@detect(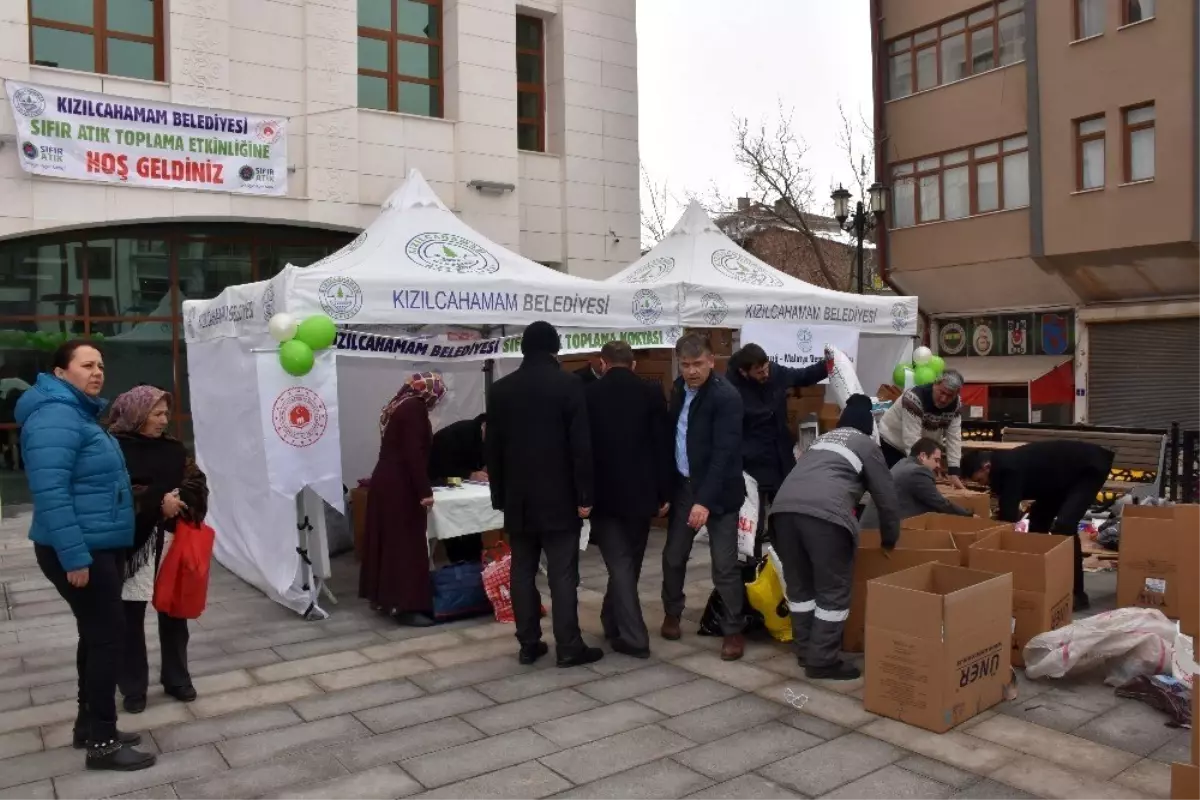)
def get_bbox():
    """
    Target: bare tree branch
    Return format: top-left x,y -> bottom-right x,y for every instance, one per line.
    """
640,164 -> 672,248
